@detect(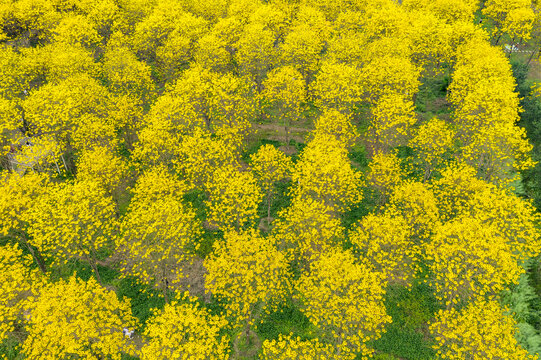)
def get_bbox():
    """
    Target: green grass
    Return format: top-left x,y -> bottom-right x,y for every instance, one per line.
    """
182,188 -> 225,258
0,336 -> 23,360
341,189 -> 376,231
348,142 -> 369,170
114,276 -> 166,327
116,185 -> 135,217
369,281 -> 440,360
255,179 -> 294,231
371,326 -> 435,360
47,257 -> 120,284
195,228 -> 224,258
183,188 -> 208,219
414,73 -> 451,121
256,300 -> 319,342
